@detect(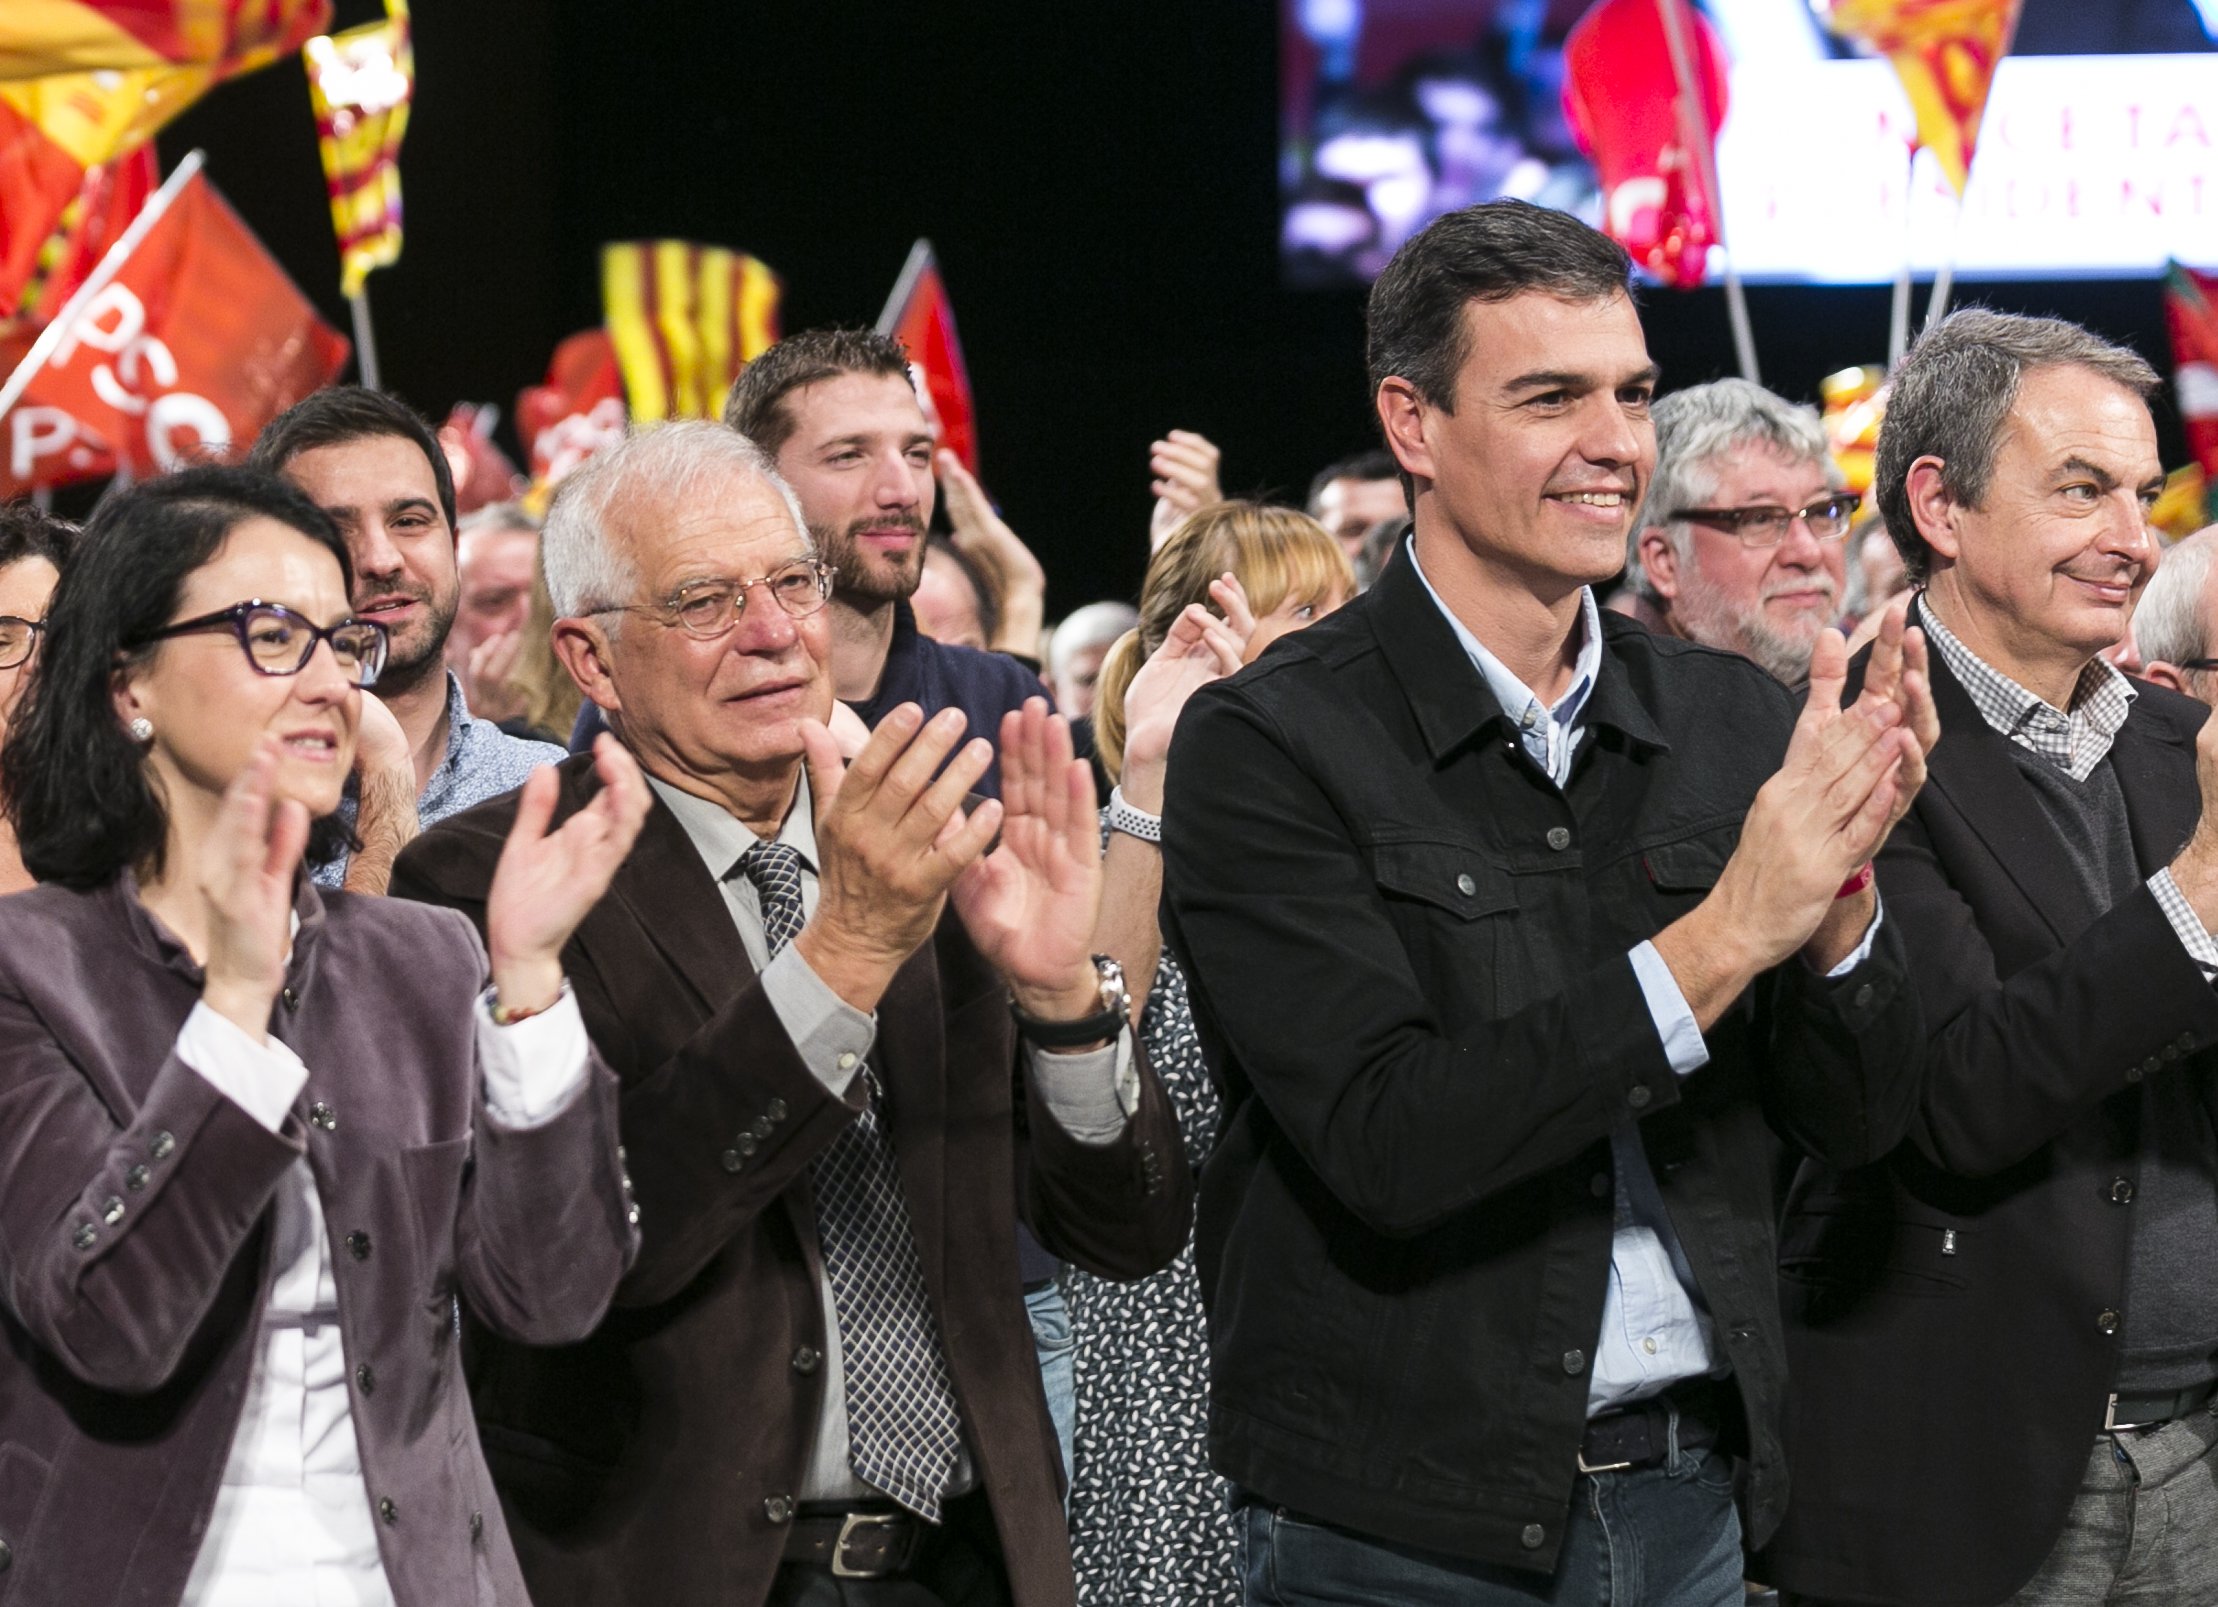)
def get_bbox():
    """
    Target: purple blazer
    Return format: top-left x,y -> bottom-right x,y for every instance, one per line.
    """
0,874 -> 638,1606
